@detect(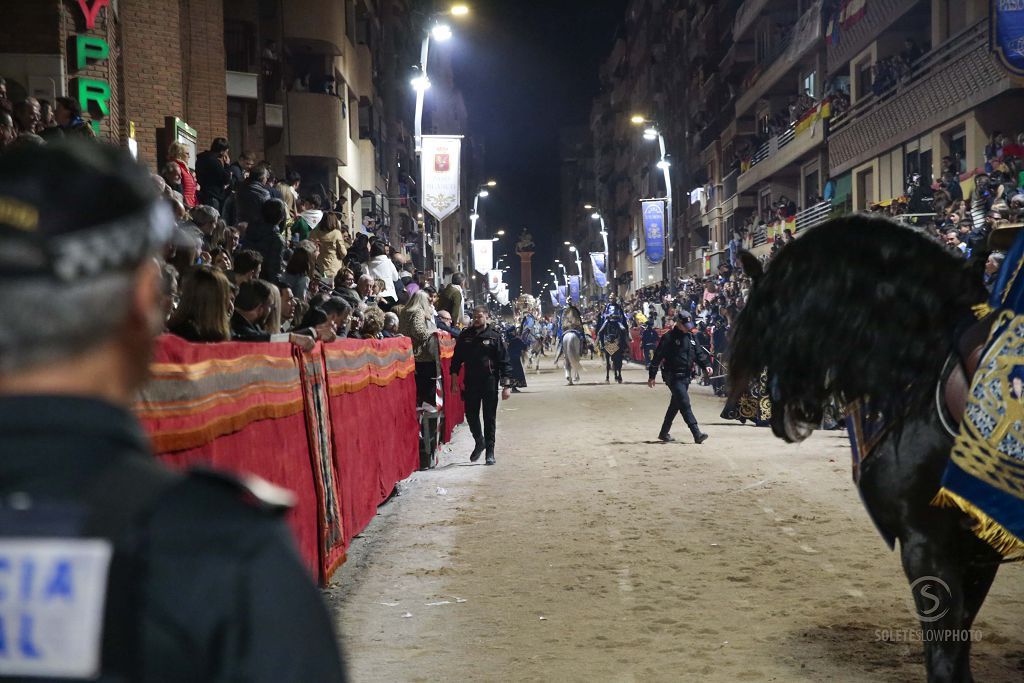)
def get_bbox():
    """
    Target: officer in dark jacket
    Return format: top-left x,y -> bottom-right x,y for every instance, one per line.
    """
648,310 -> 712,444
450,305 -> 513,465
0,141 -> 346,681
